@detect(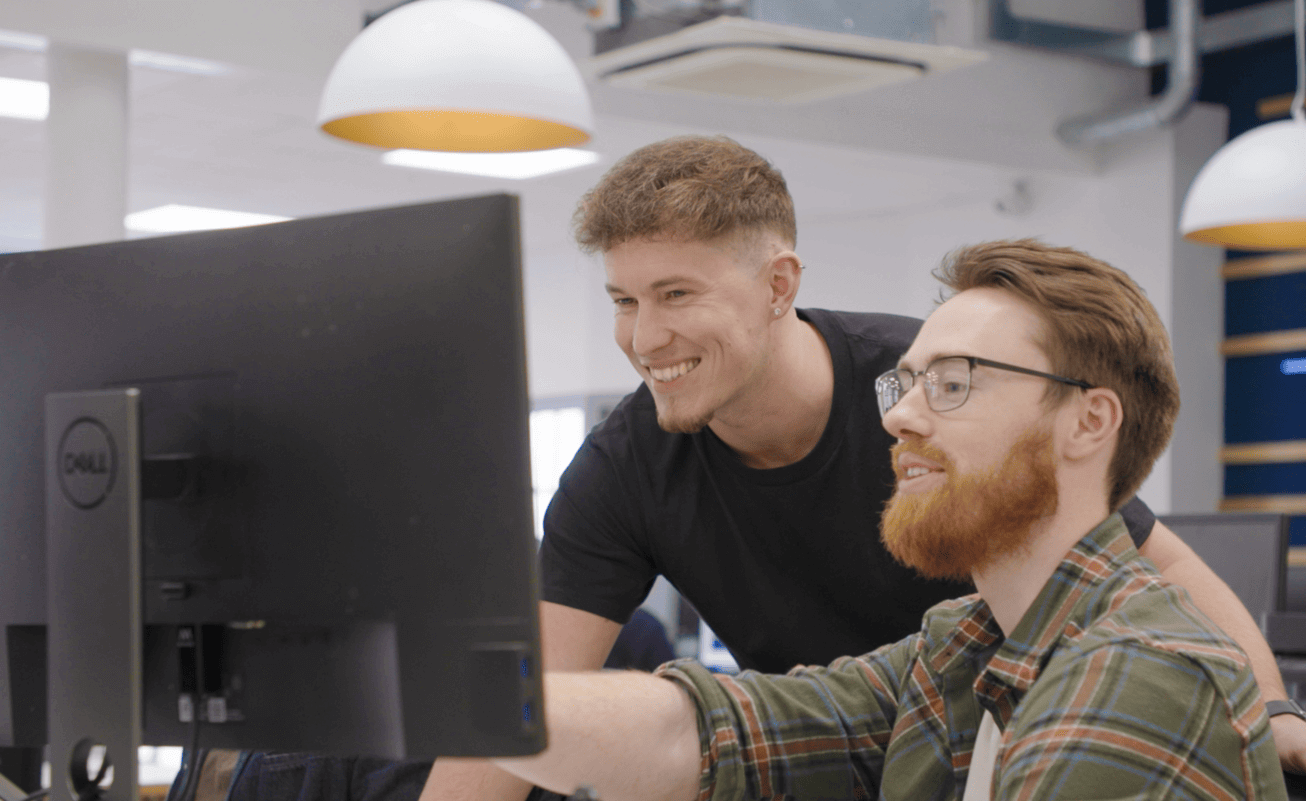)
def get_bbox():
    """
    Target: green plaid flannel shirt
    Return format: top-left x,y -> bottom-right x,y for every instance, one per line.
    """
658,514 -> 1287,800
